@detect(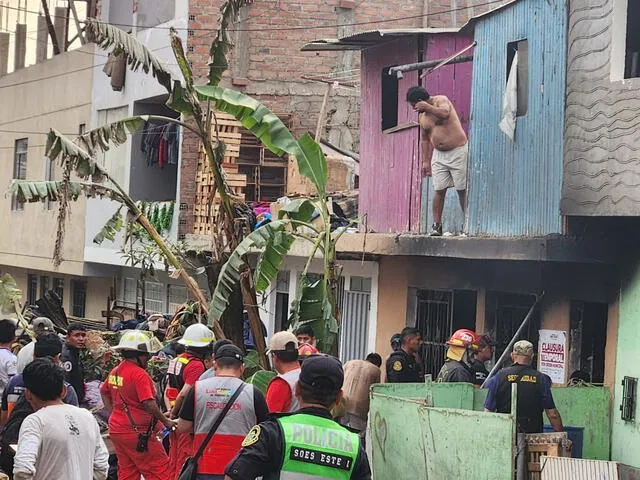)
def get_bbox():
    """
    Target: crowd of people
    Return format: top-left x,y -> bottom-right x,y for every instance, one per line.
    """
384,326 -> 564,435
0,312 -> 567,480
